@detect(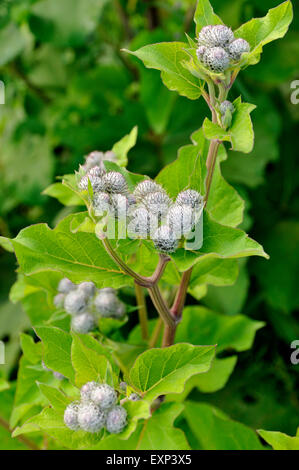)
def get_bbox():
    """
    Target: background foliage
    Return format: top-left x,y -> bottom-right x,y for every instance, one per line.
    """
0,0 -> 298,450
